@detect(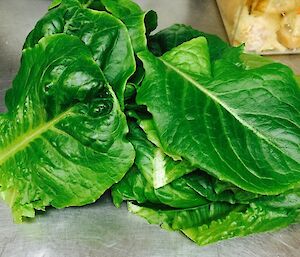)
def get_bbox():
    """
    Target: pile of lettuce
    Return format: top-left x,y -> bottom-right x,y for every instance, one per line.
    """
0,0 -> 300,246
